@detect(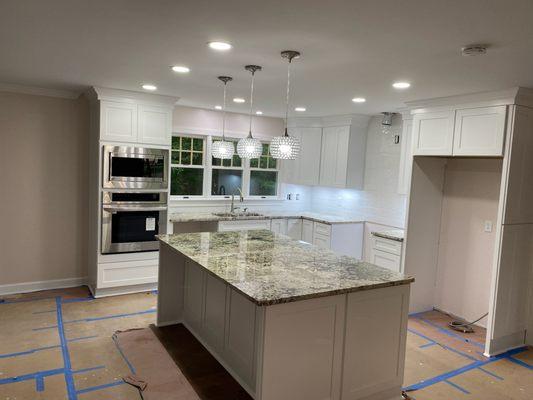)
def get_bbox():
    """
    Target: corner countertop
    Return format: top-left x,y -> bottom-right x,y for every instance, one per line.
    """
371,229 -> 405,242
169,211 -> 365,225
157,230 -> 414,306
